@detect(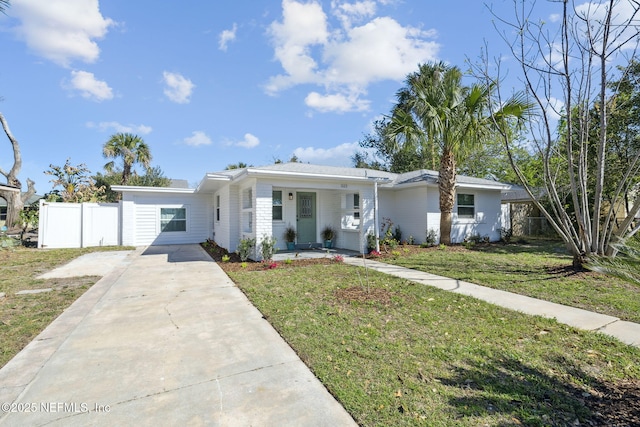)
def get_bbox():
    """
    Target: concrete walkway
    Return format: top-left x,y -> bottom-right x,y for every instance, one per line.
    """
343,257 -> 640,348
0,245 -> 356,427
